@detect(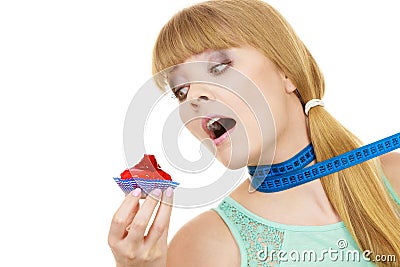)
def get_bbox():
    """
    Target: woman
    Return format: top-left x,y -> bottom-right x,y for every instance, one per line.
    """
108,1 -> 400,266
